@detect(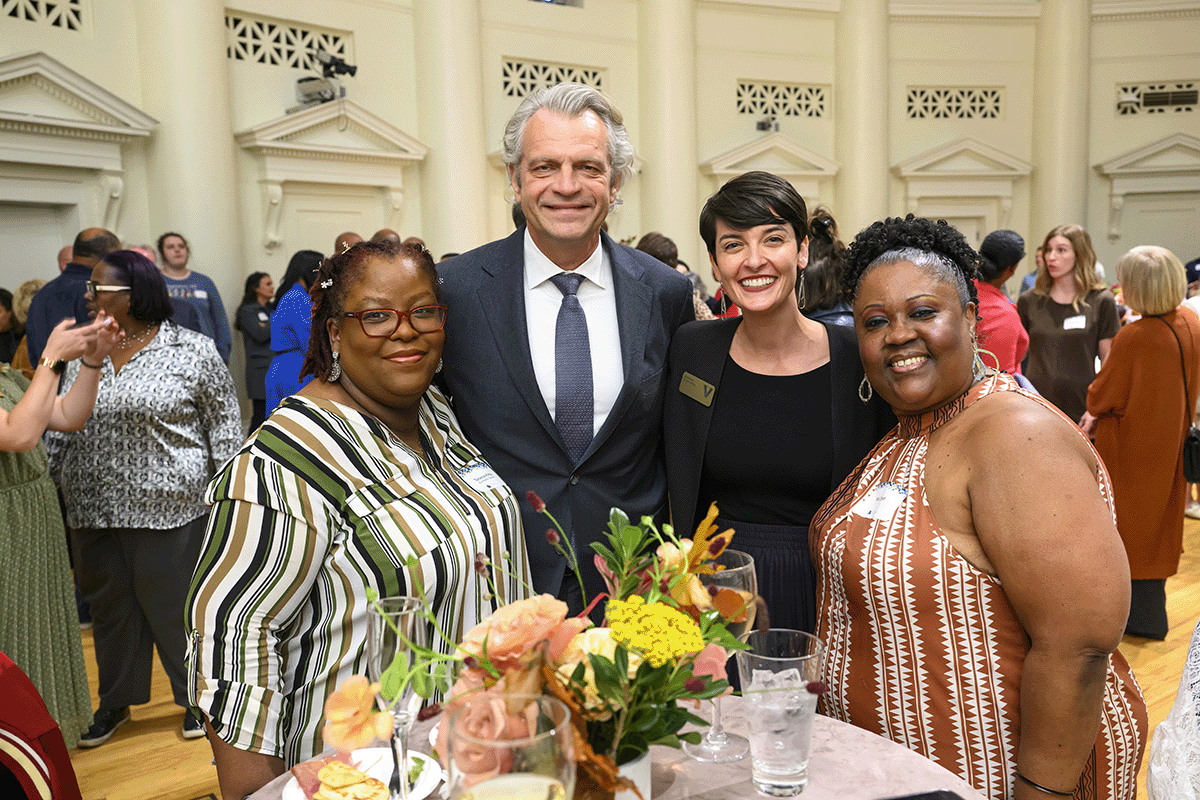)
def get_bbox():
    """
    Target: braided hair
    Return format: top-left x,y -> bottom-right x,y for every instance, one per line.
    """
300,239 -> 439,381
843,215 -> 980,311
